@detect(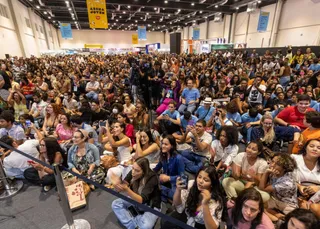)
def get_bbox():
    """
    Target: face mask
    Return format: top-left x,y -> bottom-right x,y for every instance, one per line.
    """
205,73 -> 210,77
112,108 -> 118,114
64,96 -> 68,100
